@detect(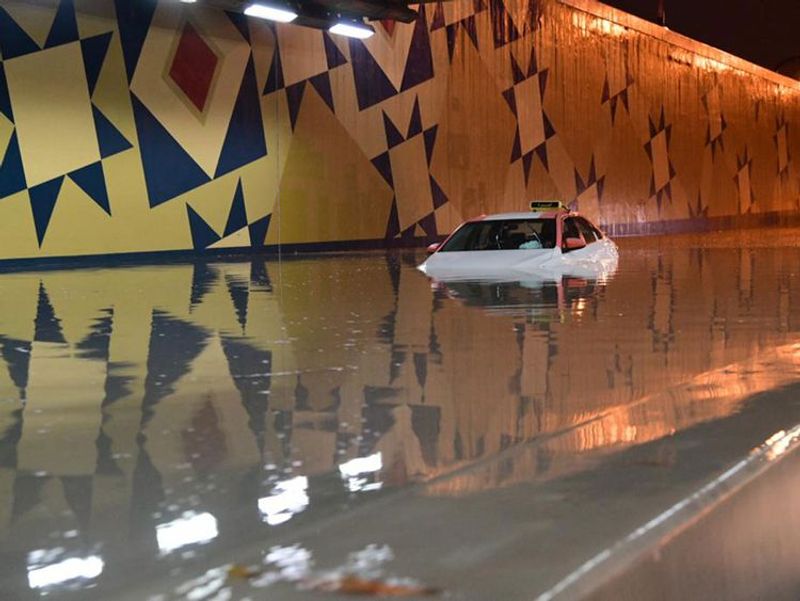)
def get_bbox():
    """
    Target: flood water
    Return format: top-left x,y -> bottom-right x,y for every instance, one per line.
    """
3,233 -> 800,599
